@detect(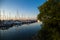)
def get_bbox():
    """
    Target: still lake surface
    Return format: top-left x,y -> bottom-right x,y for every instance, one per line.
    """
0,22 -> 41,40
